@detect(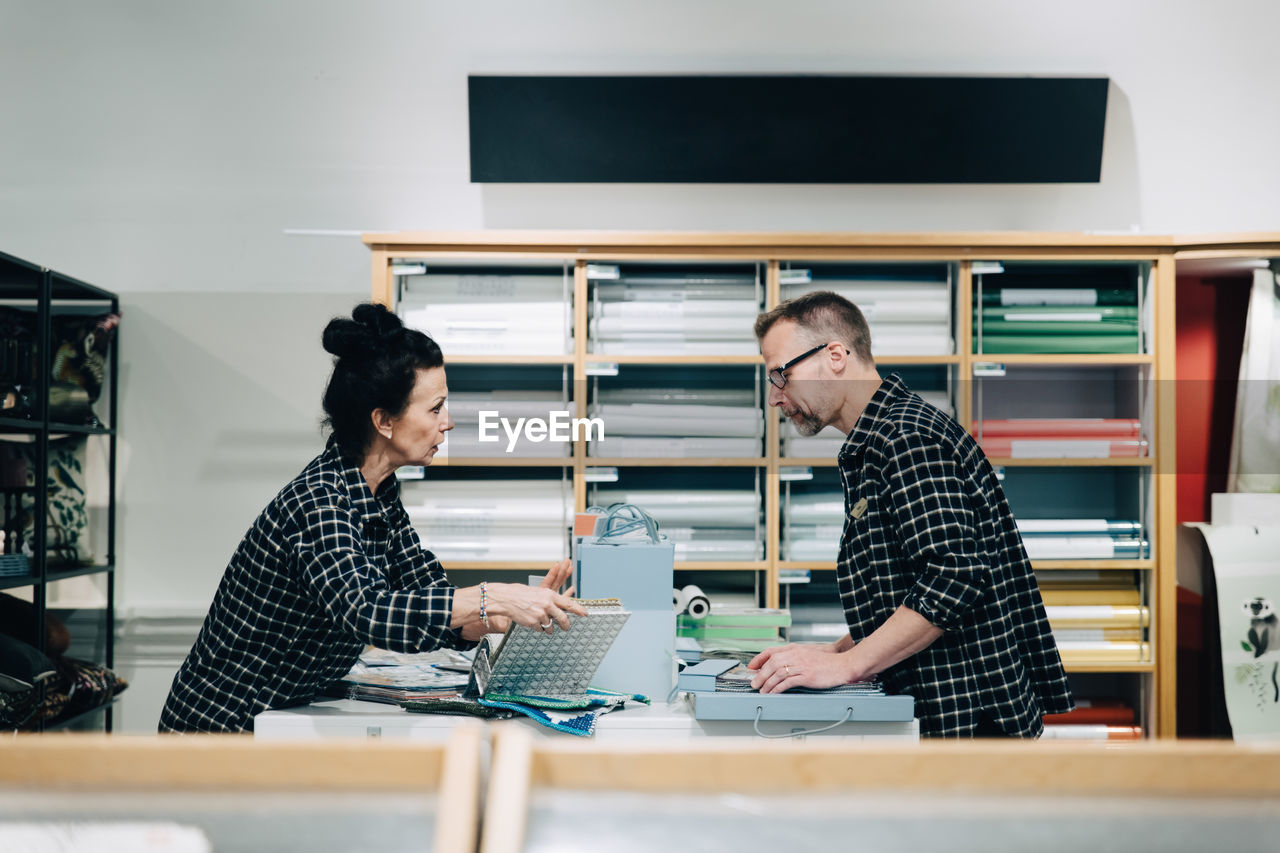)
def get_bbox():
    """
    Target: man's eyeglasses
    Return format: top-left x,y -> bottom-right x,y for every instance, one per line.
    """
767,344 -> 827,390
